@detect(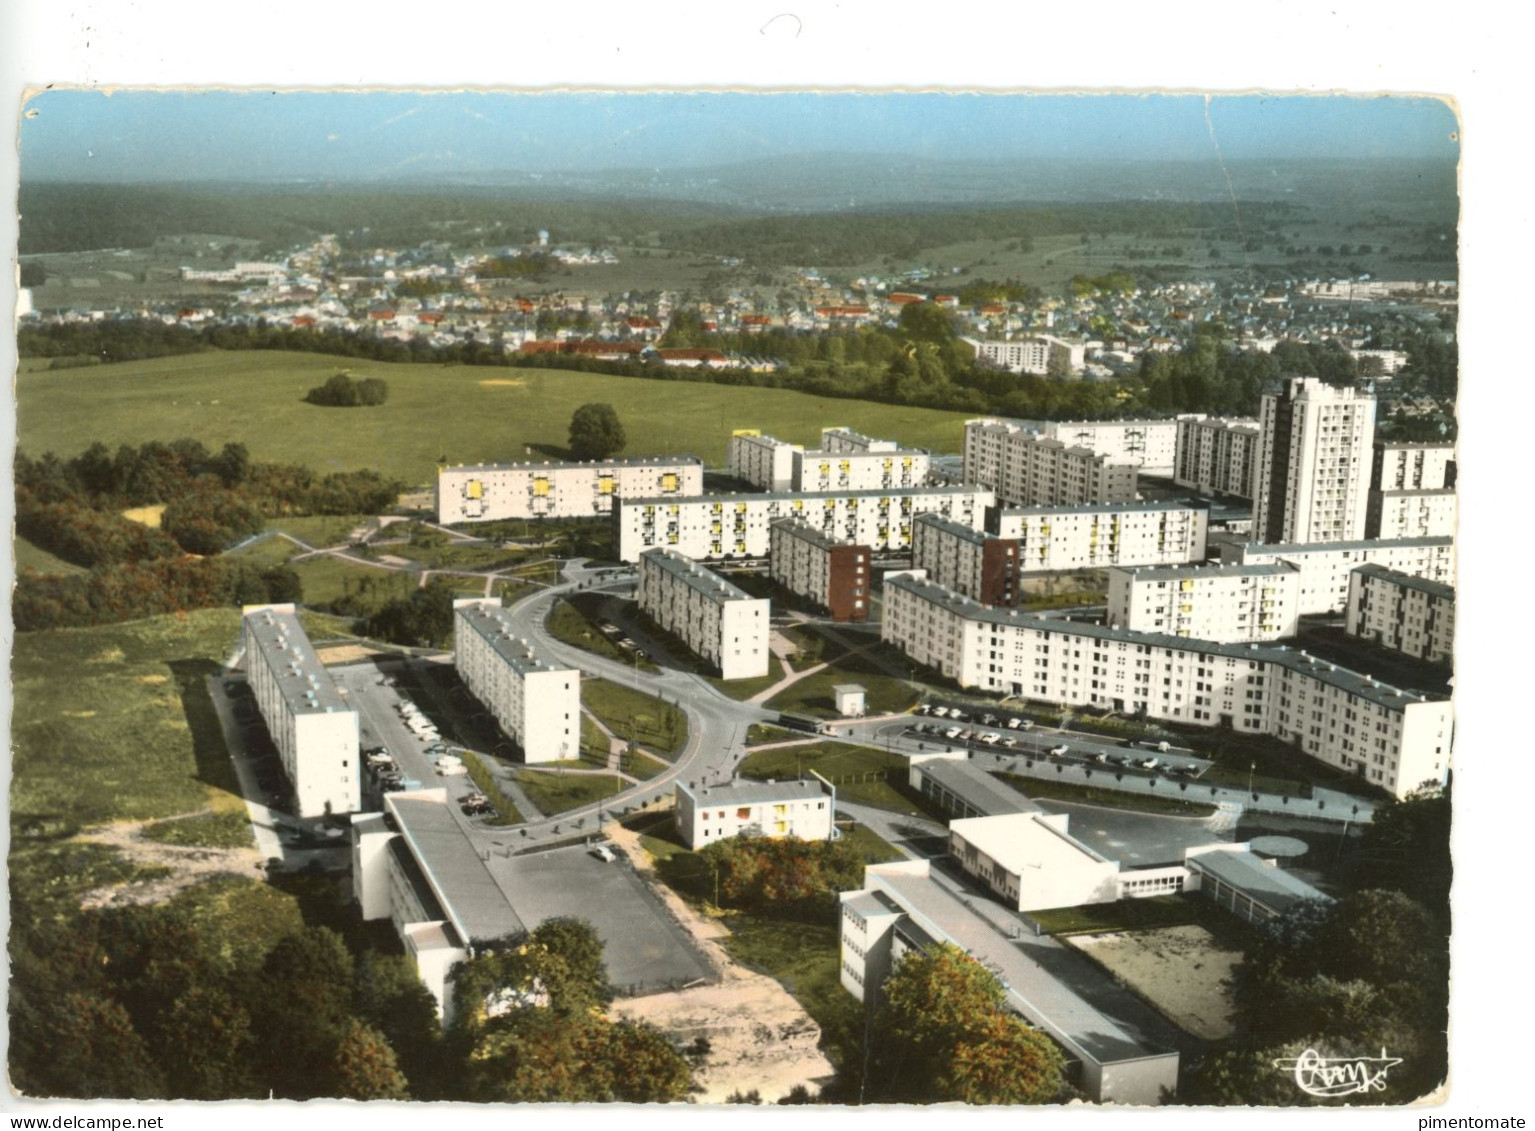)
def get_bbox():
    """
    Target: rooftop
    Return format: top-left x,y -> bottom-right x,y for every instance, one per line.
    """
641,549 -> 759,604
623,484 -> 991,509
998,499 -> 1209,517
1239,535 -> 1453,556
1353,563 -> 1456,602
1111,561 -> 1299,582
440,455 -> 702,474
769,516 -> 868,552
455,601 -> 577,677
914,511 -> 995,546
682,778 -> 830,806
387,792 -> 527,945
913,756 -> 1040,817
1186,845 -> 1331,915
242,604 -> 352,716
950,812 -> 1113,872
